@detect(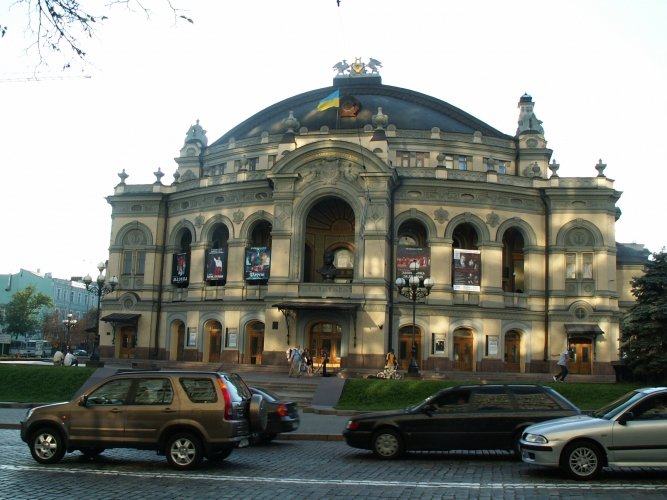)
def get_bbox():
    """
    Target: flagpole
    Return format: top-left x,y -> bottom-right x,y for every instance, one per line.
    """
336,88 -> 340,131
